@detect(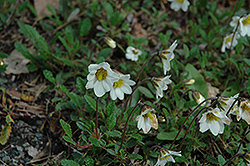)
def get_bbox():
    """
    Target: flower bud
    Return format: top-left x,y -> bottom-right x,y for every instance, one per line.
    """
184,79 -> 195,85
192,91 -> 206,106
105,37 -> 116,48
